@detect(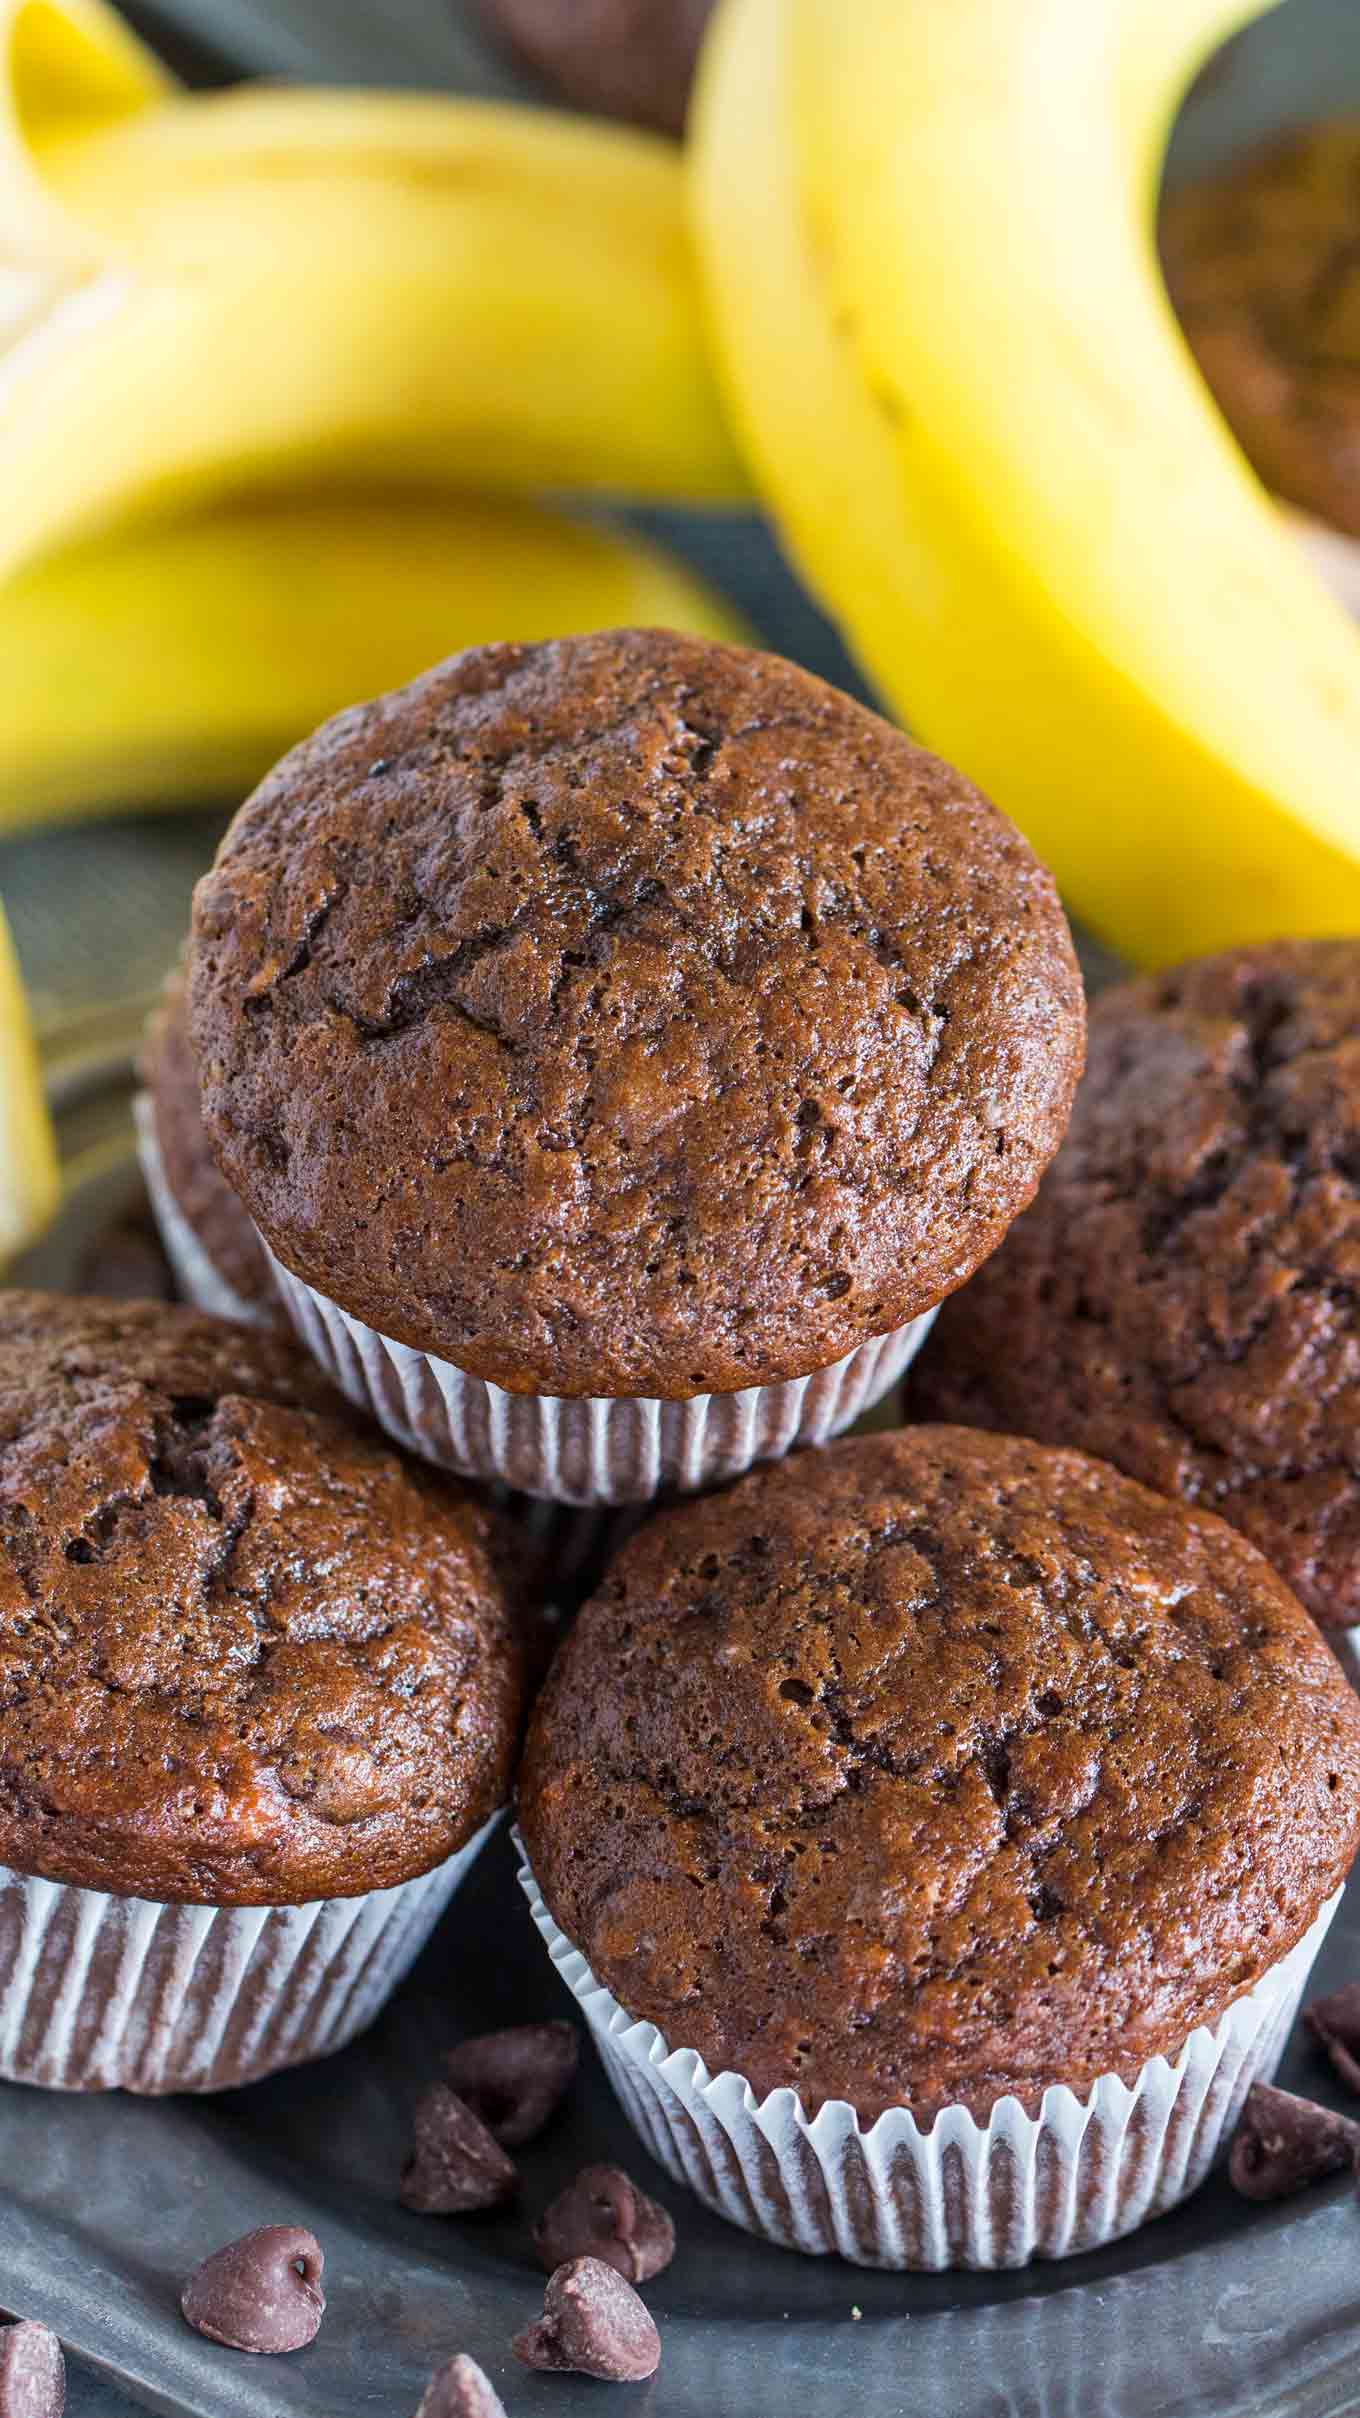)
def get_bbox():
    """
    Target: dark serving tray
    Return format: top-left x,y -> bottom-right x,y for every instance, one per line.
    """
3,4 -> 1360,2410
